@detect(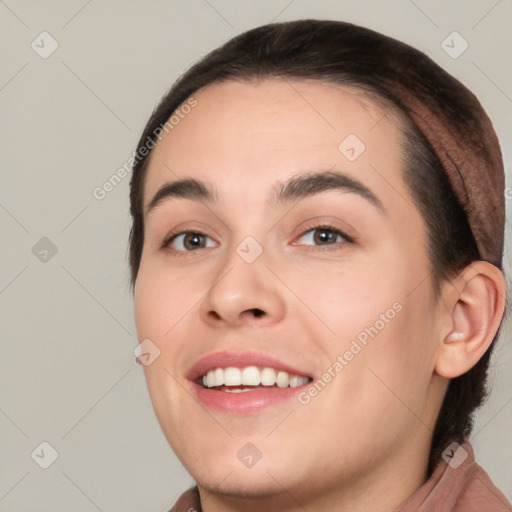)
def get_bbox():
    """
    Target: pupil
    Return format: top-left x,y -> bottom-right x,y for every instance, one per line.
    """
315,229 -> 334,244
186,233 -> 203,249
